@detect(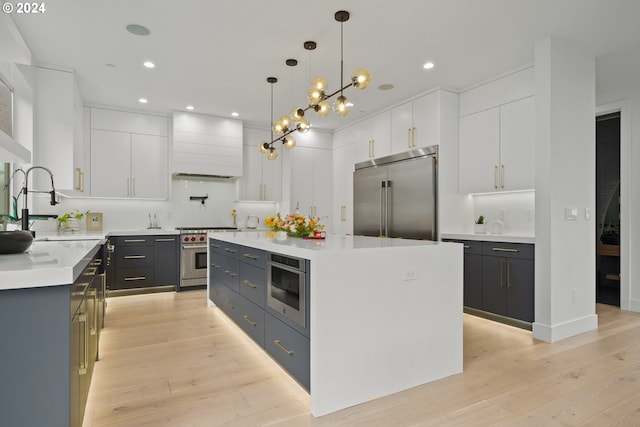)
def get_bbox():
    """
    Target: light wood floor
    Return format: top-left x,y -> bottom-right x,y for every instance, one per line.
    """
83,290 -> 640,427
